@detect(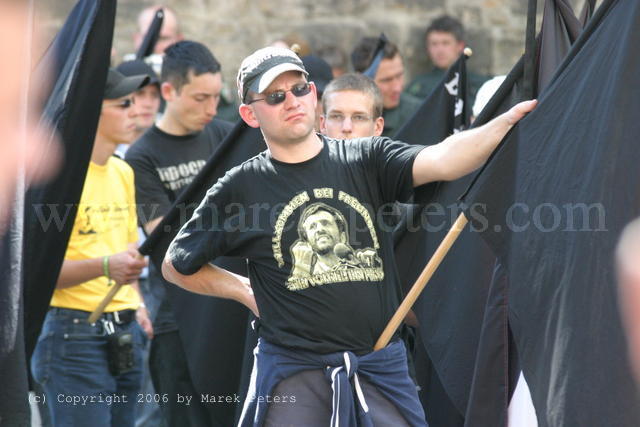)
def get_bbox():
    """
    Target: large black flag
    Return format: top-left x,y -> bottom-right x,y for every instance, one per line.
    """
393,0 -> 595,424
461,0 -> 640,424
0,0 -> 114,424
23,0 -> 115,364
463,1 -> 594,425
139,121 -> 265,424
392,52 -> 498,426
